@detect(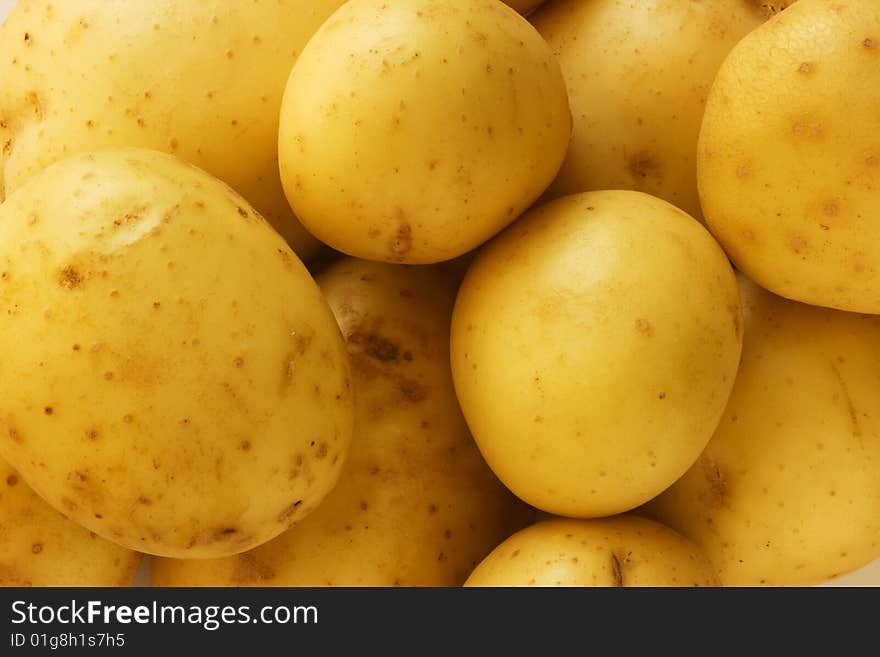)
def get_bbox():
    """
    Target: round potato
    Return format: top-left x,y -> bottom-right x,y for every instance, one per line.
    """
464,516 -> 719,587
643,275 -> 880,586
697,0 -> 880,312
0,458 -> 141,586
278,0 -> 571,264
153,258 -> 533,586
0,148 -> 354,558
532,0 -> 771,220
0,0 -> 349,260
450,191 -> 742,518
